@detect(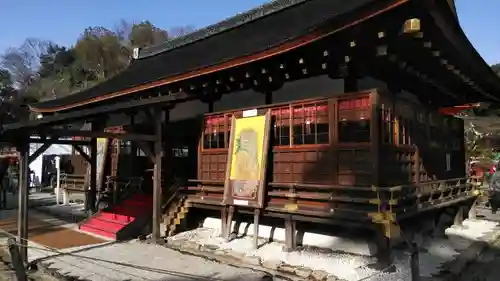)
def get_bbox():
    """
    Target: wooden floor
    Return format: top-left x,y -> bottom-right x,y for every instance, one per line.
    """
0,214 -> 105,249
